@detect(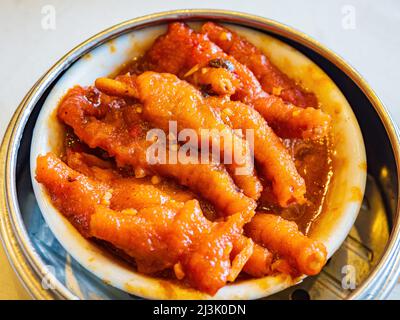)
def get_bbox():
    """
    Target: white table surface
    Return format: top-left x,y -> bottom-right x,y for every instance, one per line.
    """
0,0 -> 399,299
